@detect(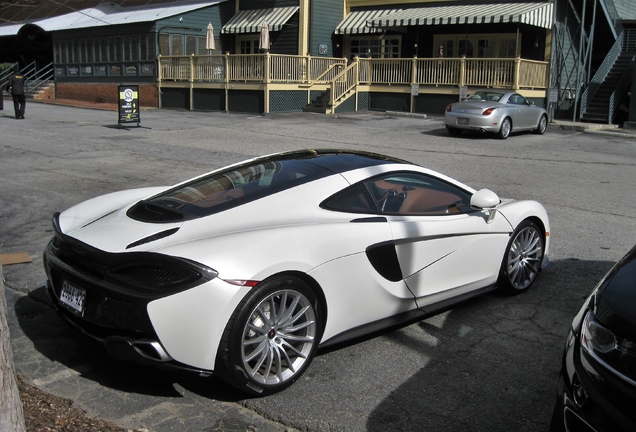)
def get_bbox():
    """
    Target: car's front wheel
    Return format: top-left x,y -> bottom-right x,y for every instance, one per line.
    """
216,275 -> 322,395
496,117 -> 512,139
498,220 -> 544,294
534,114 -> 548,135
